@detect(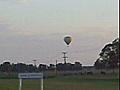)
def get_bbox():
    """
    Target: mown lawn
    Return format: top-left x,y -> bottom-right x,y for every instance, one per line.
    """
0,74 -> 119,90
